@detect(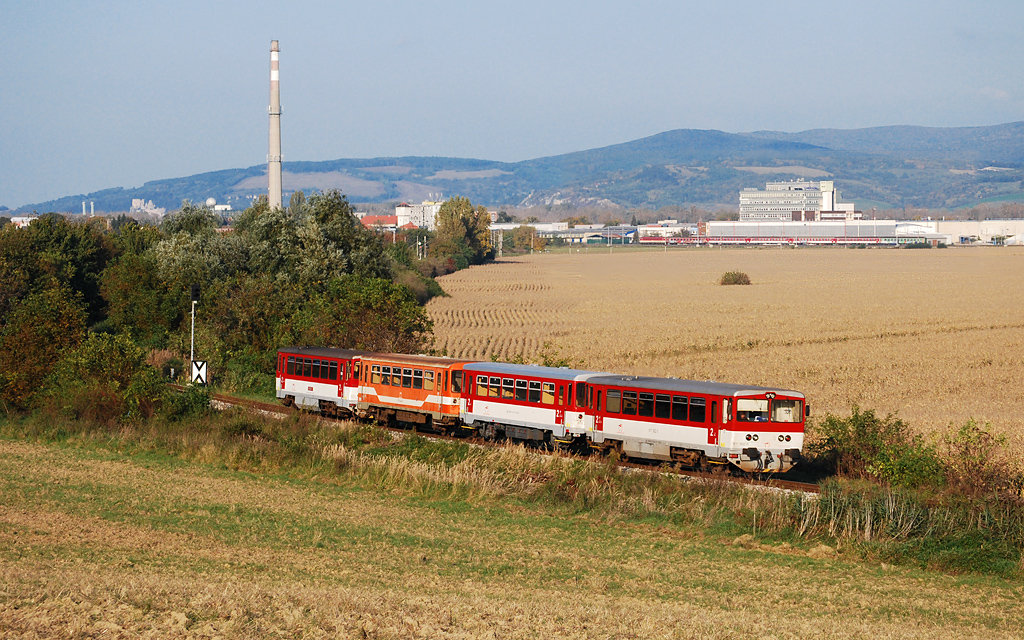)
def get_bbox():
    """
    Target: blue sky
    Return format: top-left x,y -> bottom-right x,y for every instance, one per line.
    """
2,0 -> 1022,208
